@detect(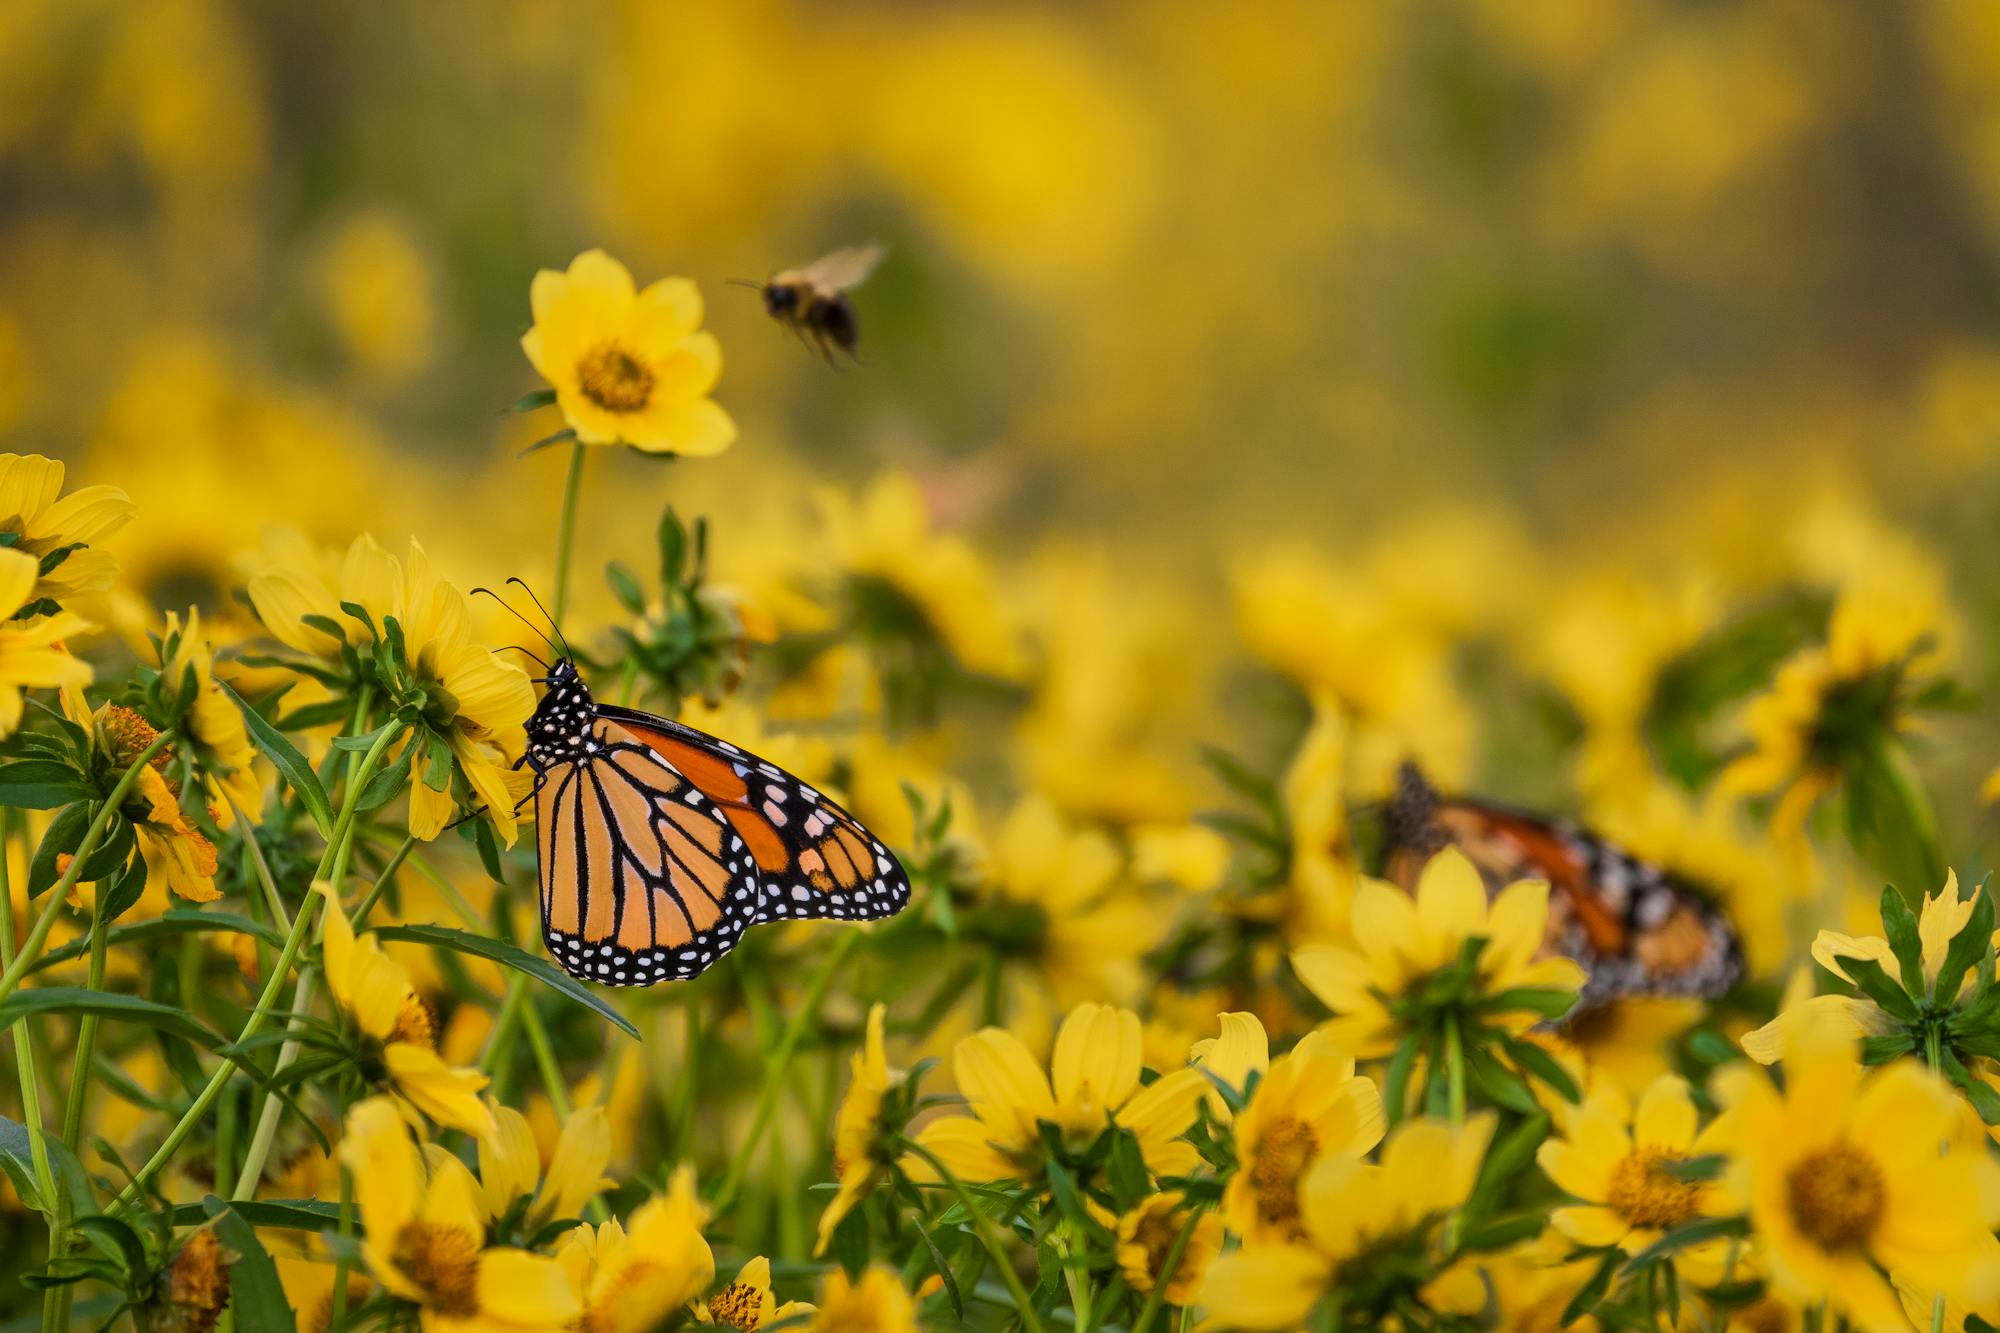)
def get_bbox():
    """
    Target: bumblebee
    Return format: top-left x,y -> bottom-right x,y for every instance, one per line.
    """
750,243 -> 885,363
